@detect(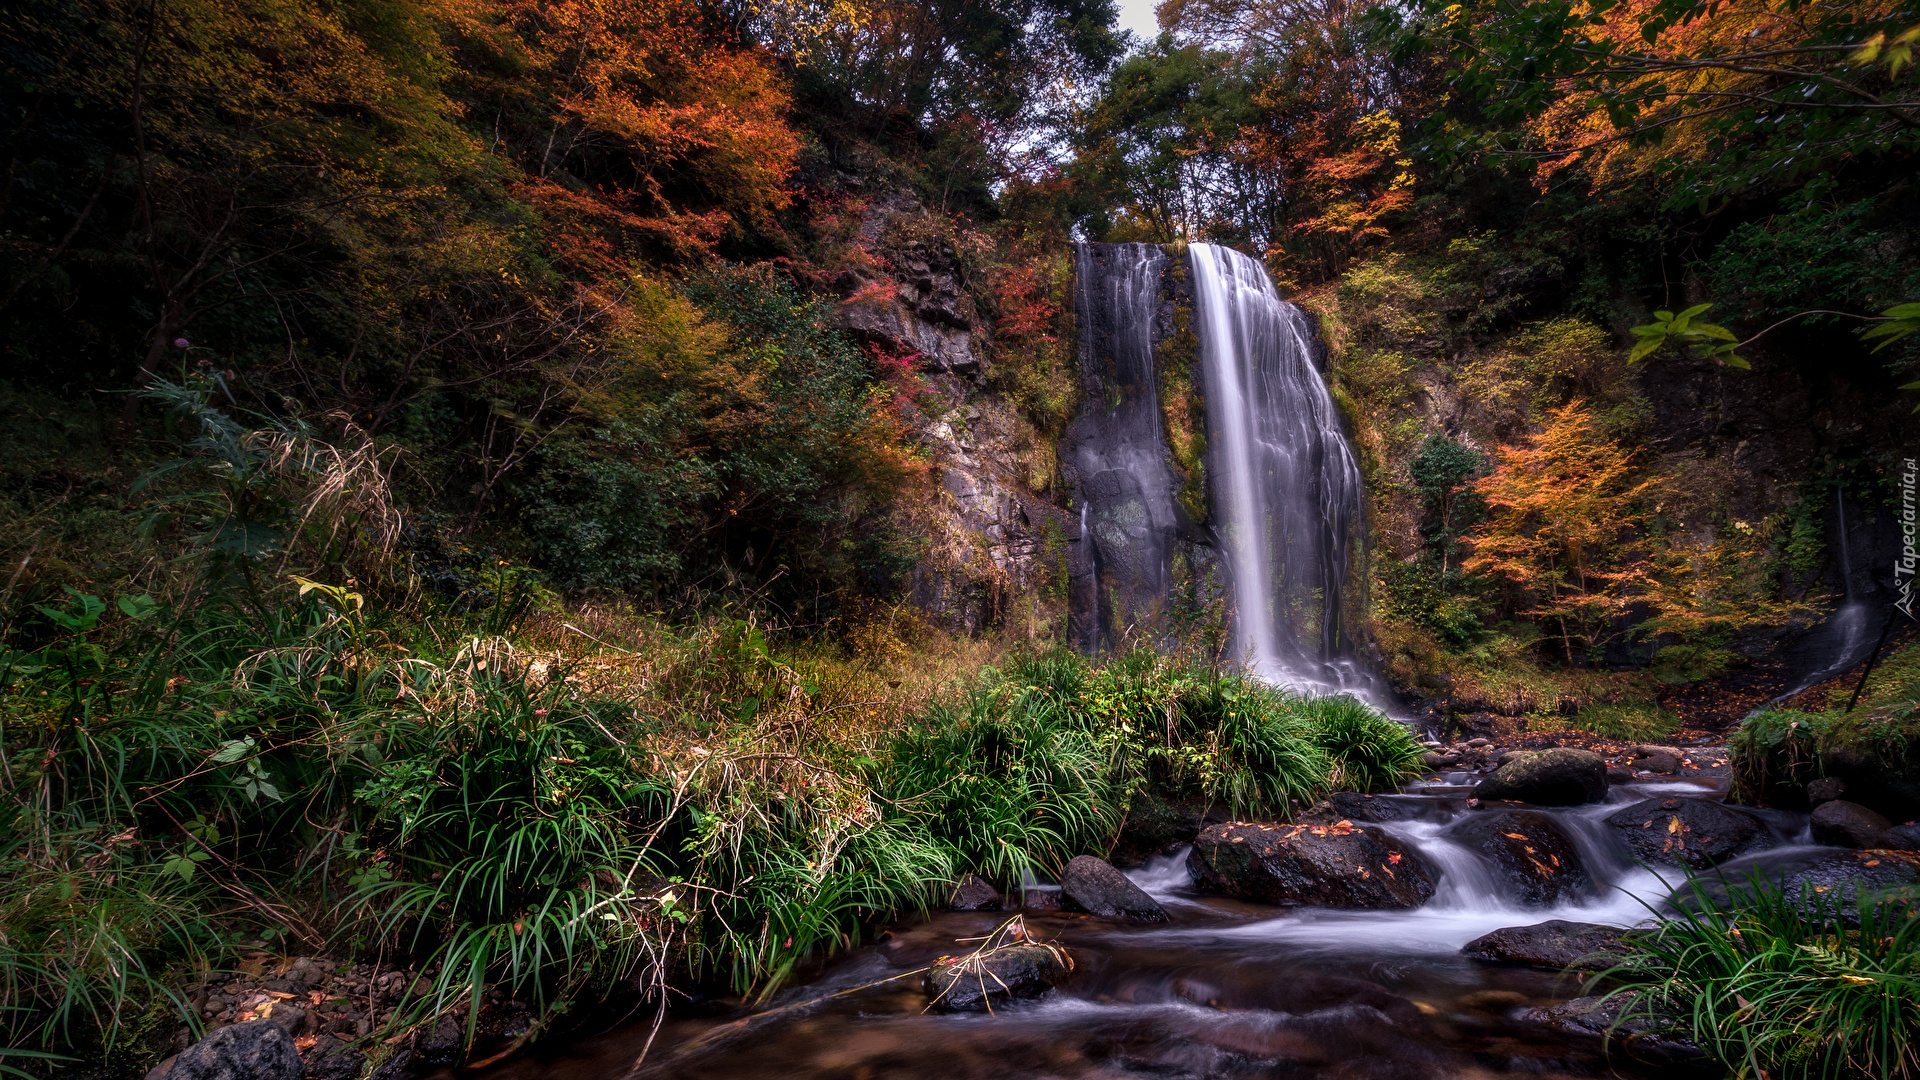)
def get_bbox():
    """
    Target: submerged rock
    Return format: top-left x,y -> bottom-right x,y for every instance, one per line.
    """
1060,855 -> 1168,921
922,943 -> 1071,1012
1450,810 -> 1593,906
949,873 -> 1002,911
1186,821 -> 1437,909
1519,994 -> 1702,1063
1329,791 -> 1420,823
1811,800 -> 1892,849
1473,748 -> 1607,806
1603,796 -> 1766,869
168,1020 -> 303,1080
1462,920 -> 1633,972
